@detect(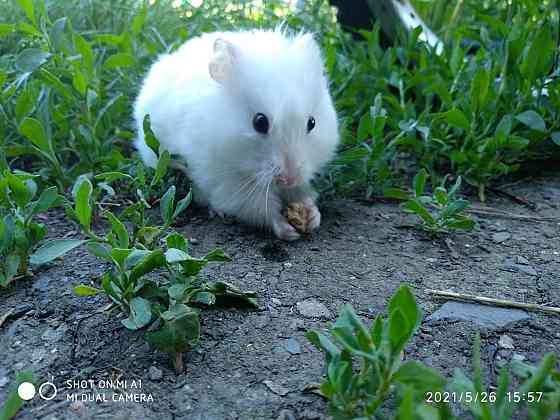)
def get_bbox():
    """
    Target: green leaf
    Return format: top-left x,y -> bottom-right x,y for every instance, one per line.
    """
173,190 -> 192,219
75,178 -> 93,230
495,114 -> 513,137
207,281 -> 259,309
404,199 -> 436,226
143,115 -> 160,156
168,284 -> 188,302
166,232 -> 187,253
357,112 -> 373,141
27,186 -> 58,218
15,48 -> 50,73
136,227 -> 161,246
383,188 -> 410,200
515,111 -> 546,132
165,248 -> 189,263
448,176 -> 463,198
521,24 -> 554,80
160,185 -> 176,225
441,199 -> 470,219
124,249 -> 151,270
180,258 -> 207,277
30,239 -> 86,265
398,386 -> 415,420
2,253 -> 21,286
433,187 -> 448,206
49,17 -> 72,53
73,284 -> 102,296
94,172 -> 134,183
470,68 -> 489,112
17,0 -> 36,25
110,248 -> 134,269
152,150 -> 170,186
87,242 -> 112,261
104,53 -> 136,69
204,249 -> 231,262
0,23 -> 15,37
191,291 -> 216,306
445,218 -> 476,231
105,212 -> 129,249
393,361 -> 446,390
6,174 -> 33,208
388,308 -> 410,354
444,109 -> 470,131
73,33 -> 94,76
72,70 -> 87,96
413,169 -> 428,198
145,304 -> 200,354
19,118 -> 49,152
122,297 -> 152,330
131,3 -> 148,34
129,250 -> 166,283
551,132 -> 560,146
371,315 -> 383,346
389,285 -> 421,334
